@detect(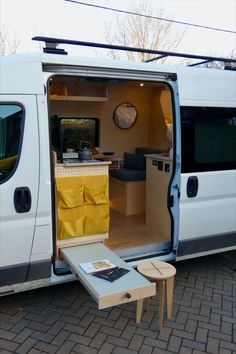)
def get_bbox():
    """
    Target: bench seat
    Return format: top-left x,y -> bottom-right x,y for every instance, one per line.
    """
109,168 -> 146,181
109,176 -> 146,215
